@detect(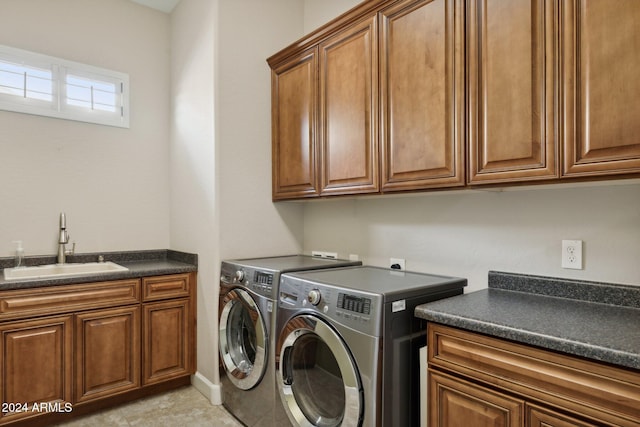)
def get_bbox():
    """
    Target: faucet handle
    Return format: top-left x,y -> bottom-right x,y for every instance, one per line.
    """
65,242 -> 76,256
